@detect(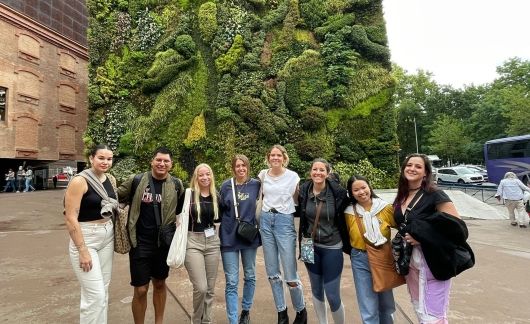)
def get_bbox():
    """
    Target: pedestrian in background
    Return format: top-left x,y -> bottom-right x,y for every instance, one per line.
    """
219,155 -> 261,324
258,144 -> 307,324
16,165 -> 25,192
24,166 -> 36,192
3,168 -> 16,192
64,144 -> 117,324
495,171 -> 530,228
298,158 -> 349,324
185,163 -> 221,324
